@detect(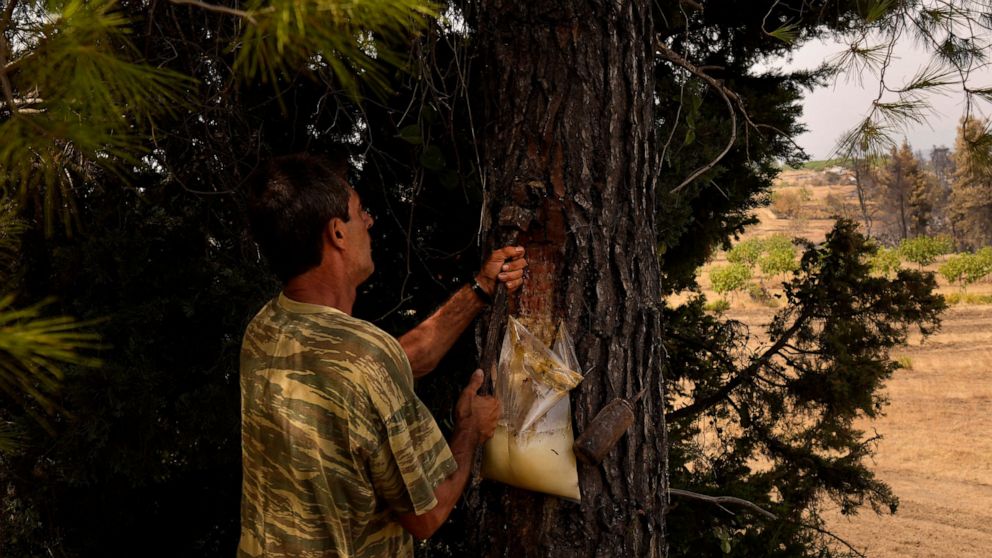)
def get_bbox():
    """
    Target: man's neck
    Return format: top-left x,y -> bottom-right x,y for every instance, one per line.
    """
283,267 -> 357,315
